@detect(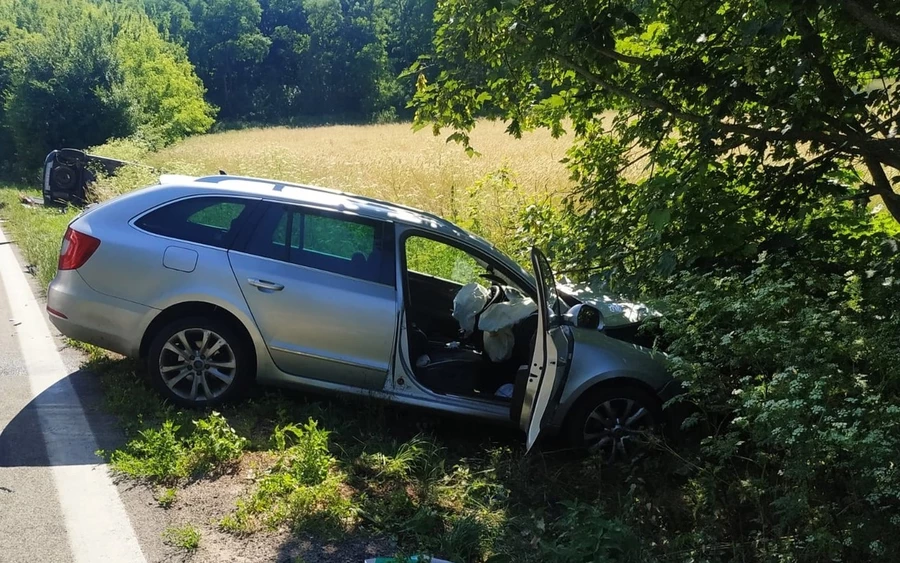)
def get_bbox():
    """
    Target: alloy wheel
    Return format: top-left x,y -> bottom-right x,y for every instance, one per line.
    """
582,398 -> 655,463
158,328 -> 237,402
